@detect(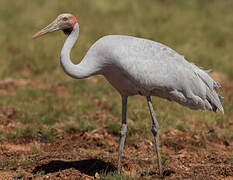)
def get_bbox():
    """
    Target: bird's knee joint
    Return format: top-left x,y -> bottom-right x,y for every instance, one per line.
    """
151,126 -> 159,136
120,124 -> 127,137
